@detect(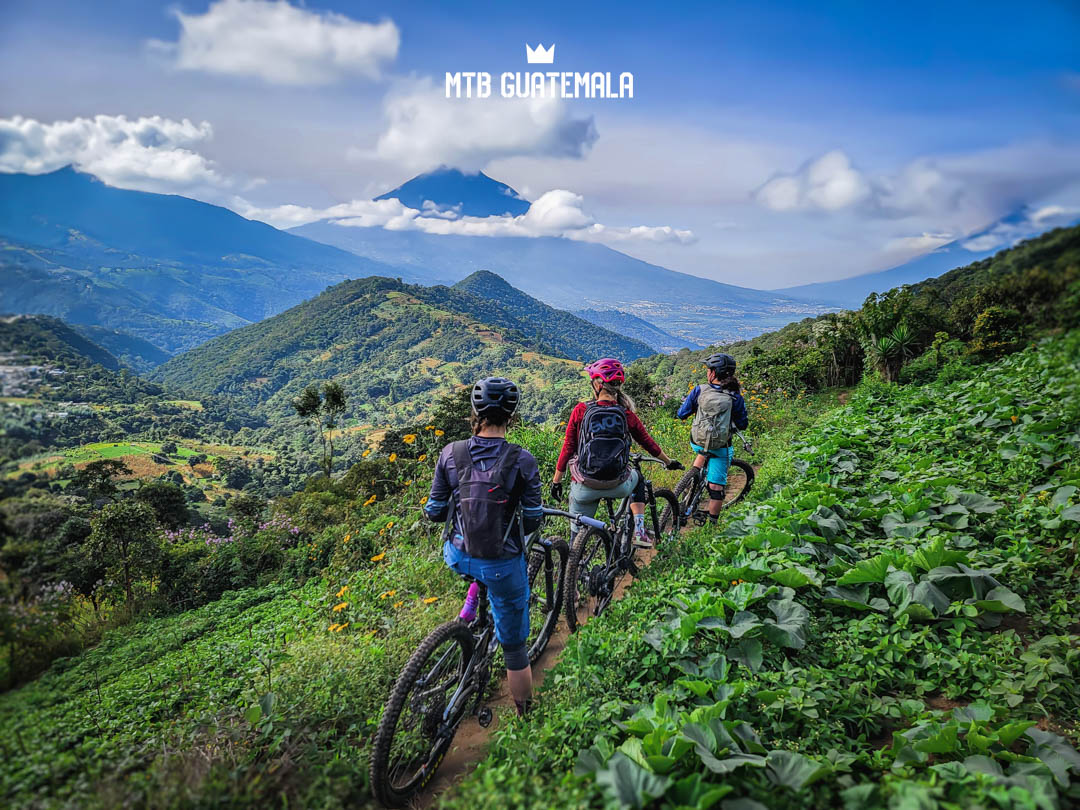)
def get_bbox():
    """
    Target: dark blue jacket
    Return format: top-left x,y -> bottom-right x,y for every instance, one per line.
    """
677,384 -> 749,431
424,436 -> 543,558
